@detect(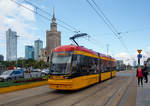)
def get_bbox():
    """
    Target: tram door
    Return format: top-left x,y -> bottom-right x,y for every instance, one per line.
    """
98,53 -> 101,82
